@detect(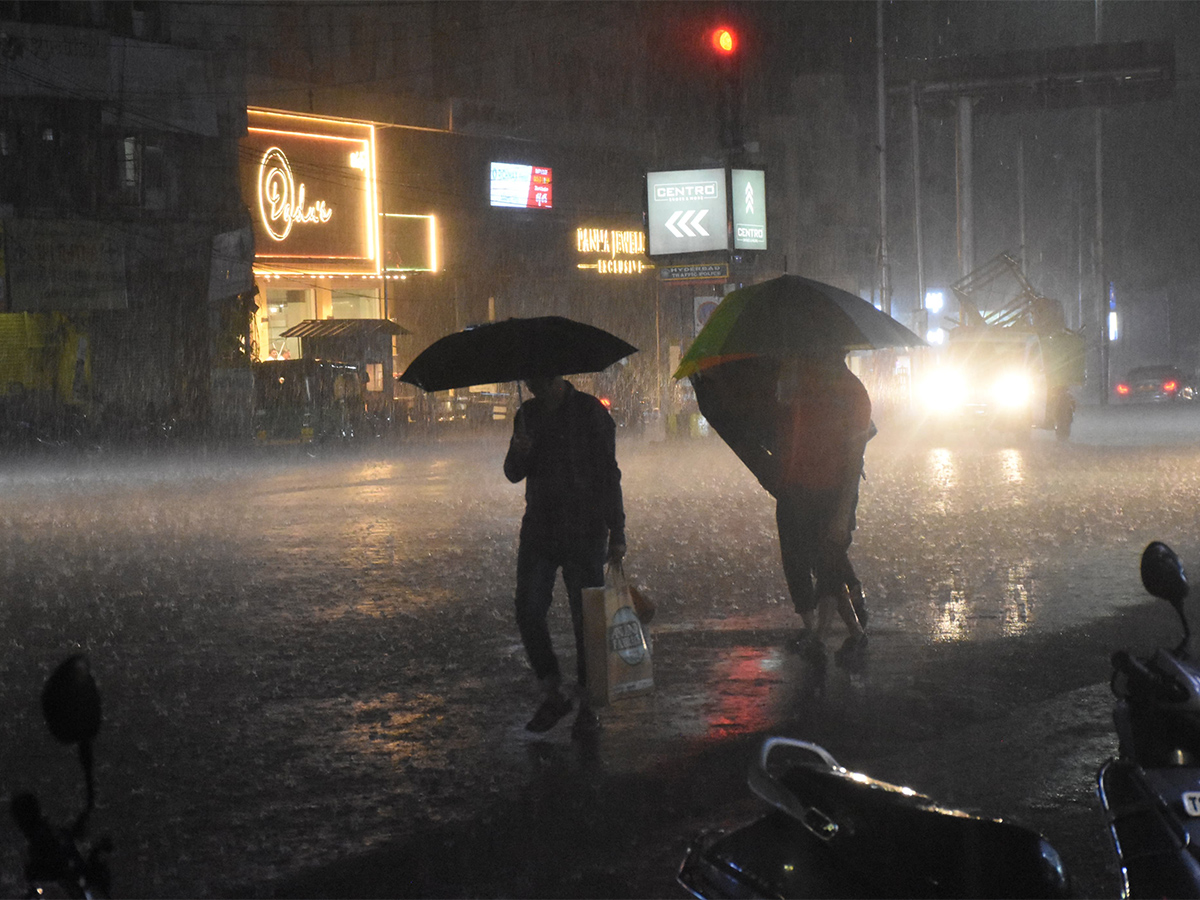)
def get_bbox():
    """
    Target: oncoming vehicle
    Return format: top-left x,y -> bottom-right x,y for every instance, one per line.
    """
918,327 -> 1048,433
917,253 -> 1084,439
1114,365 -> 1197,403
252,359 -> 368,445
